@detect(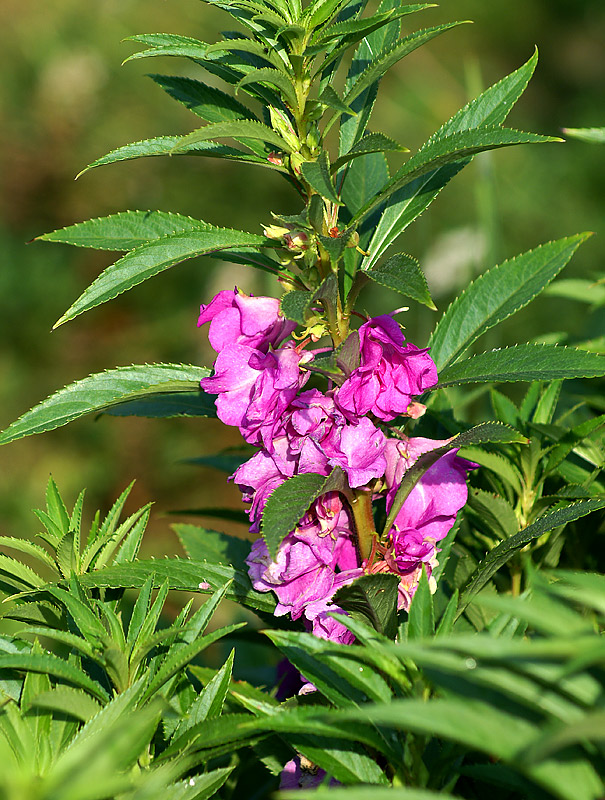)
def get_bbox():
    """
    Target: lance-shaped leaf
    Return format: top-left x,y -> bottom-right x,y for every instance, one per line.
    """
332,132 -> 408,171
428,234 -> 591,371
236,67 -> 299,109
365,252 -> 436,309
0,364 -> 211,445
36,211 -> 215,252
333,573 -> 400,638
437,345 -> 605,388
353,126 -> 560,224
382,423 -> 527,537
122,33 -> 211,63
149,73 -> 258,122
261,468 -> 349,559
80,559 -> 277,614
76,136 -> 270,178
361,49 -> 539,268
0,652 -> 109,702
300,152 -> 343,205
54,226 -> 269,327
205,37 -> 284,69
459,498 -> 605,611
562,126 -> 605,144
172,119 -> 292,154
317,85 -> 357,116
